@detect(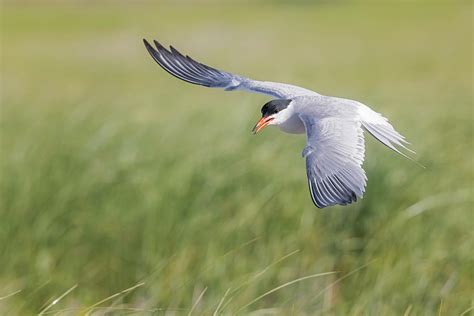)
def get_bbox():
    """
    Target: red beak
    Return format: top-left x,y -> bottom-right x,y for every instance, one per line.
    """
252,116 -> 274,134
